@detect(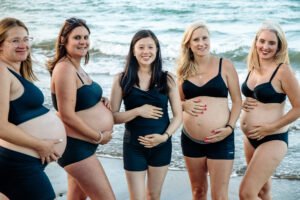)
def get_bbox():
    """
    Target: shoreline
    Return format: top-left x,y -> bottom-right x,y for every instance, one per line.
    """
46,157 -> 300,200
